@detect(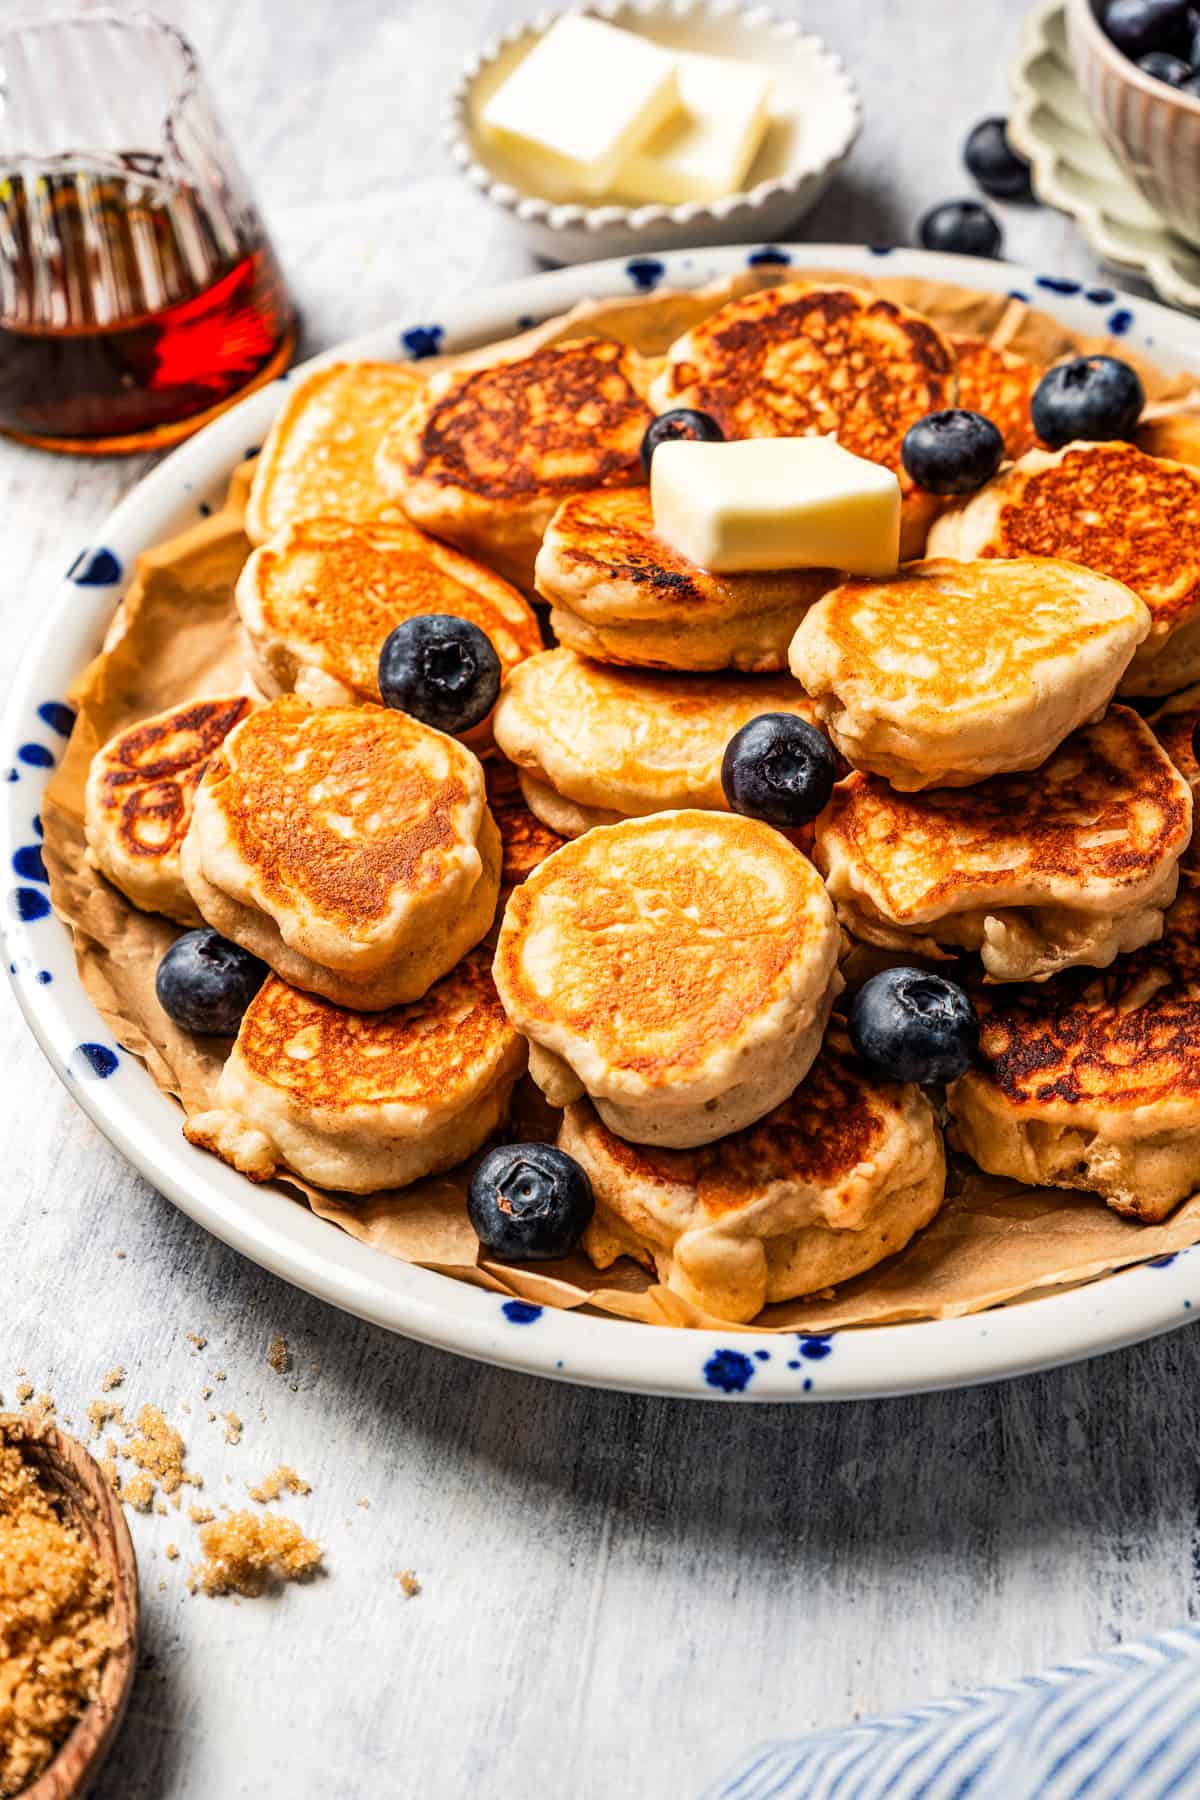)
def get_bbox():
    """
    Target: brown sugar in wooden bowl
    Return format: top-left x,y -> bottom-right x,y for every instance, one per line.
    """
1,1414 -> 139,1800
